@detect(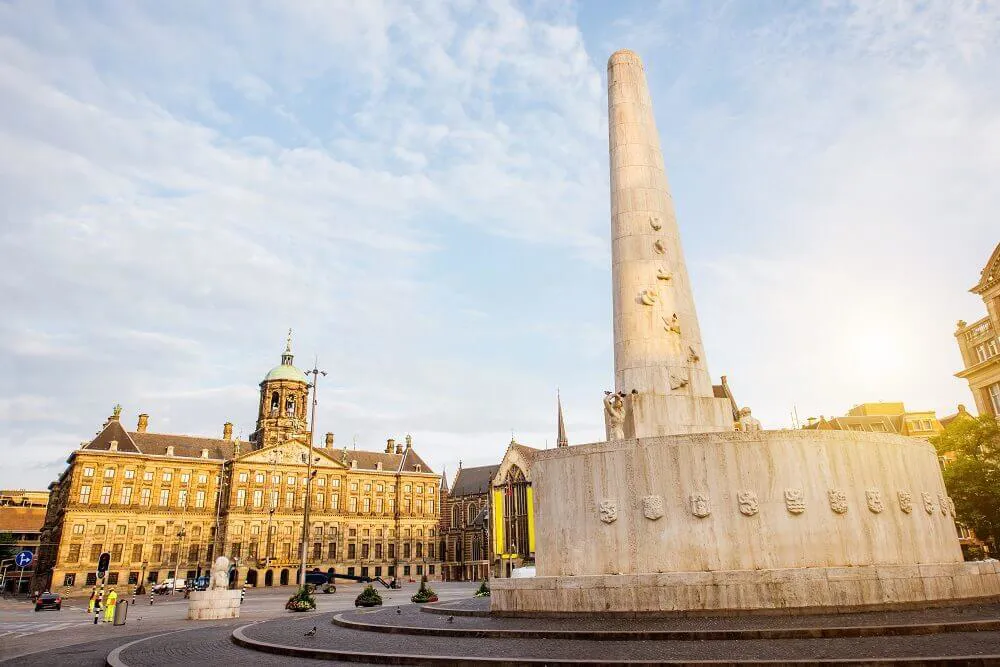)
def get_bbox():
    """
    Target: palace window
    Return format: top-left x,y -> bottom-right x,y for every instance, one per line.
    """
361,543 -> 370,558
89,543 -> 103,561
329,542 -> 337,559
388,499 -> 395,512
286,492 -> 294,508
116,525 -> 127,535
375,498 -> 383,513
376,484 -> 383,492
140,488 -> 151,505
132,544 -> 143,562
332,479 -> 340,488
79,485 -> 91,504
349,497 -> 358,512
198,474 -> 208,484
989,382 -> 1000,416
143,471 -> 153,481
253,490 -> 263,507
135,525 -> 145,535
269,490 -> 278,508
347,543 -> 356,559
124,469 -> 135,480
63,573 -> 76,587
350,482 -> 358,491
104,468 -> 115,478
112,543 -> 123,561
316,477 -> 325,487
388,544 -> 395,559
152,544 -> 163,562
977,345 -> 989,363
416,484 -> 423,494
159,489 -> 170,506
416,542 -> 423,558
100,486 -> 112,504
331,494 -> 339,510
375,543 -> 382,559
239,472 -> 248,483
415,499 -> 423,513
72,524 -> 84,535
428,542 -> 434,558
316,492 -> 324,507
67,545 -> 81,562
155,525 -> 165,536
404,484 -> 411,492
287,476 -> 295,485
364,483 -> 371,492
313,542 -> 322,560
255,473 -> 264,484
162,472 -> 173,482
181,473 -> 190,483
83,467 -> 94,477
178,490 -> 188,507
403,543 -> 410,558
251,525 -> 260,535
363,498 -> 370,513
236,489 -> 246,506
196,490 -> 206,508
427,500 -> 434,514
428,485 -> 434,494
